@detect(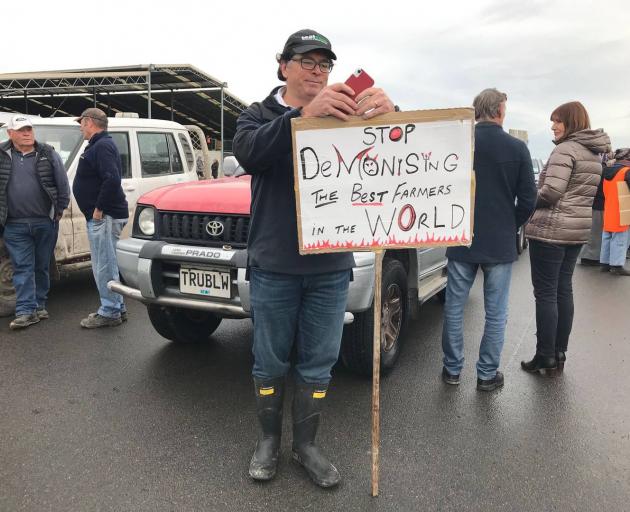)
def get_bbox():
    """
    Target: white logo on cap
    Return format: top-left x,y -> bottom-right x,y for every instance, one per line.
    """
300,34 -> 329,45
